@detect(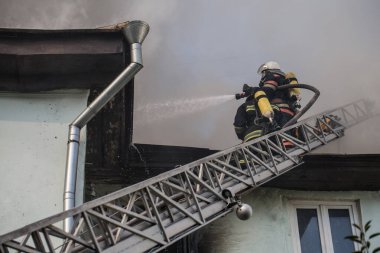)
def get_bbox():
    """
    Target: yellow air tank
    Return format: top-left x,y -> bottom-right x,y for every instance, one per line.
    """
254,90 -> 274,122
286,72 -> 300,98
